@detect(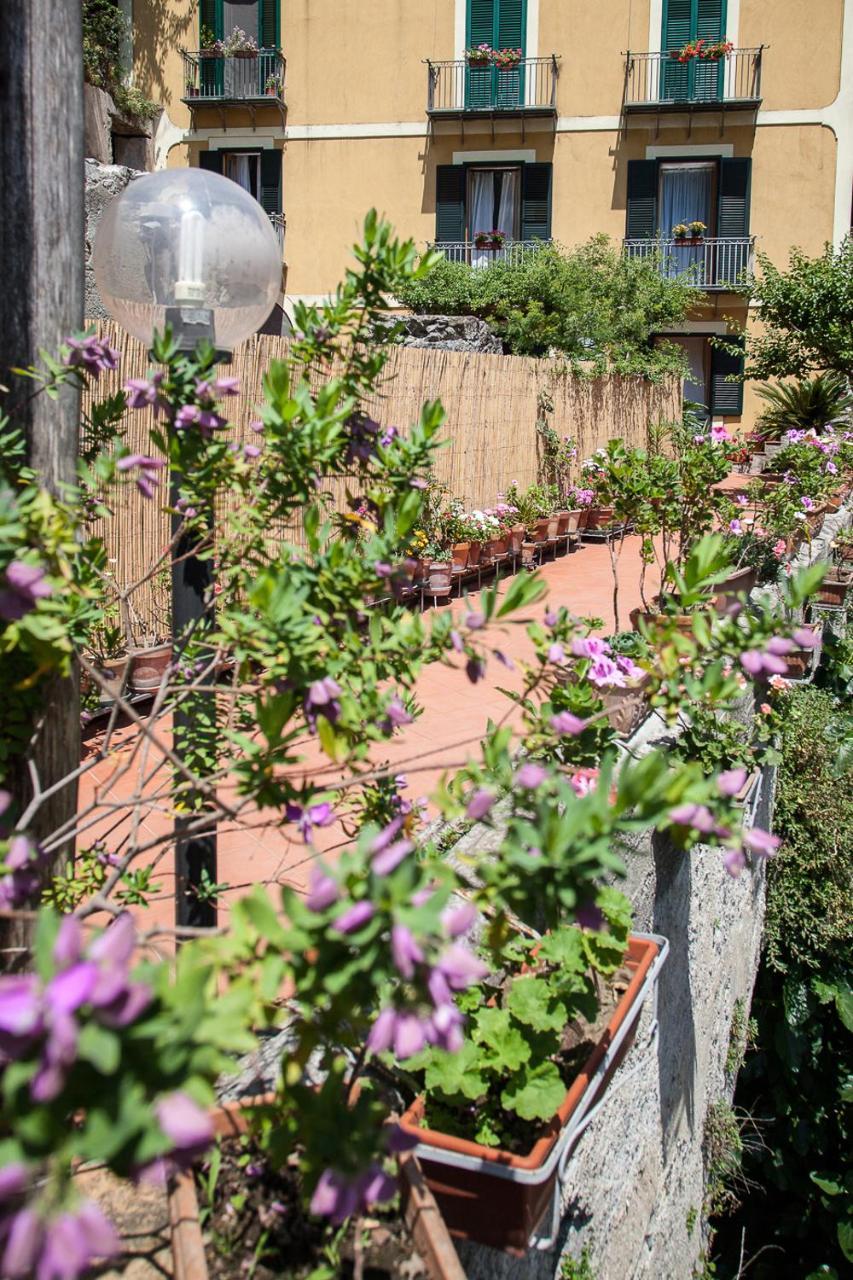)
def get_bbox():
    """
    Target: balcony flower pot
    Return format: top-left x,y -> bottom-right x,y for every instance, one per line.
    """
714,565 -> 757,614
564,509 -> 583,535
169,1096 -> 465,1280
232,48 -> 258,58
450,542 -> 470,571
555,510 -> 571,537
467,541 -> 483,567
814,571 -> 851,607
674,236 -> 703,246
630,603 -> 696,638
128,642 -> 172,693
265,86 -> 279,96
600,673 -> 651,738
508,523 -> 526,555
576,508 -> 590,532
399,935 -> 664,1255
585,505 -> 615,531
779,625 -> 822,680
428,562 -> 453,593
